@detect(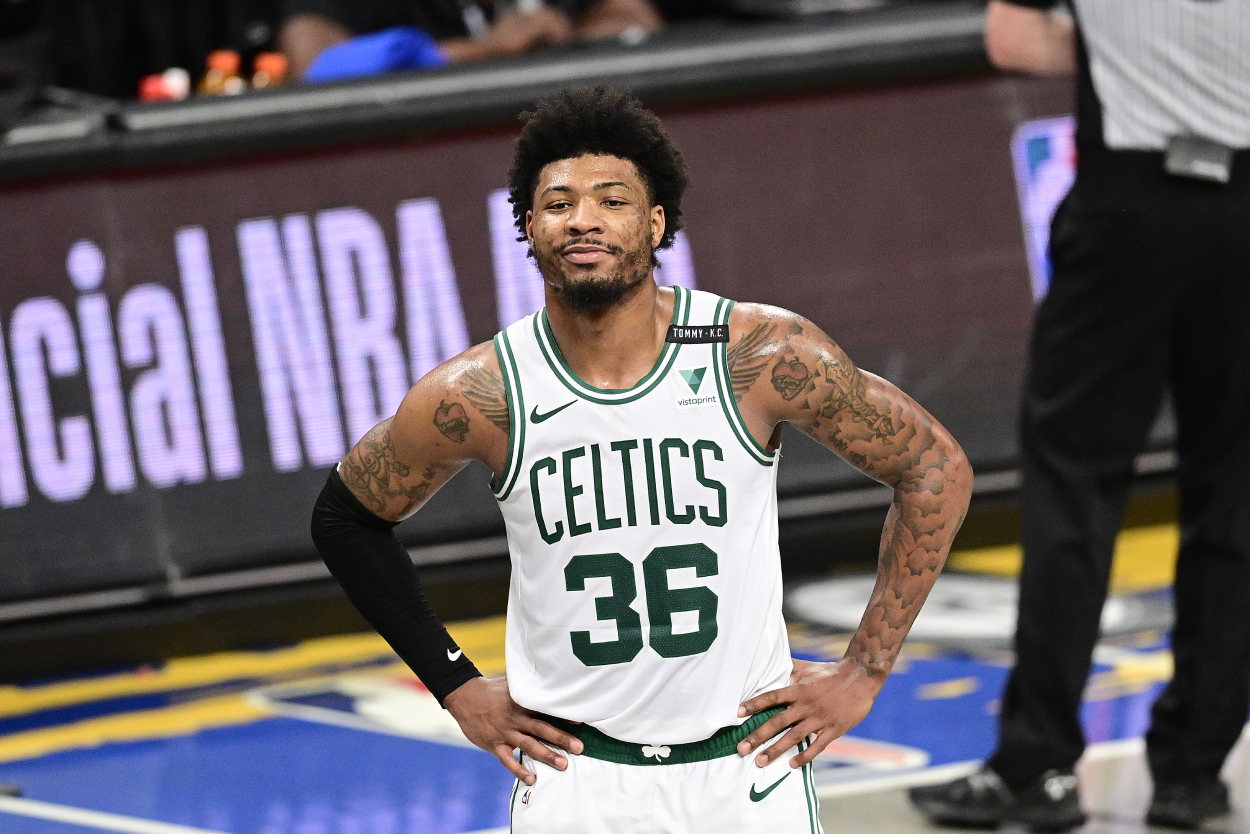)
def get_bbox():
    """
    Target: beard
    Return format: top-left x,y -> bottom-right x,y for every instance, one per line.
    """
534,236 -> 653,314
